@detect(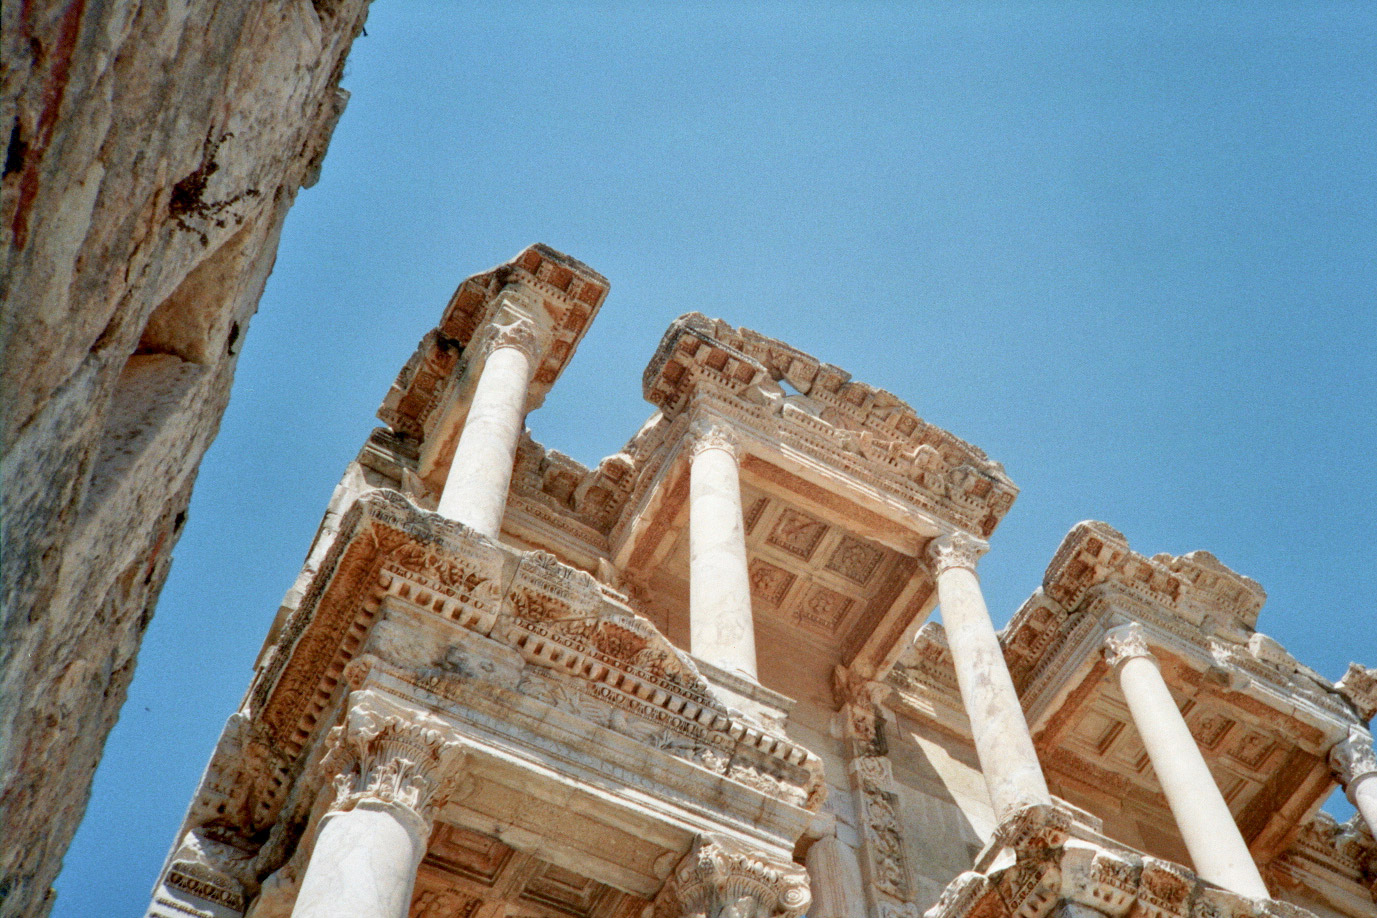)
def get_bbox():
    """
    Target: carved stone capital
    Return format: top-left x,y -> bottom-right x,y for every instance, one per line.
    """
1331,727 -> 1377,790
657,836 -> 810,918
1103,623 -> 1155,669
927,532 -> 989,576
1336,663 -> 1377,723
687,419 -> 740,463
483,317 -> 543,363
322,691 -> 467,831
